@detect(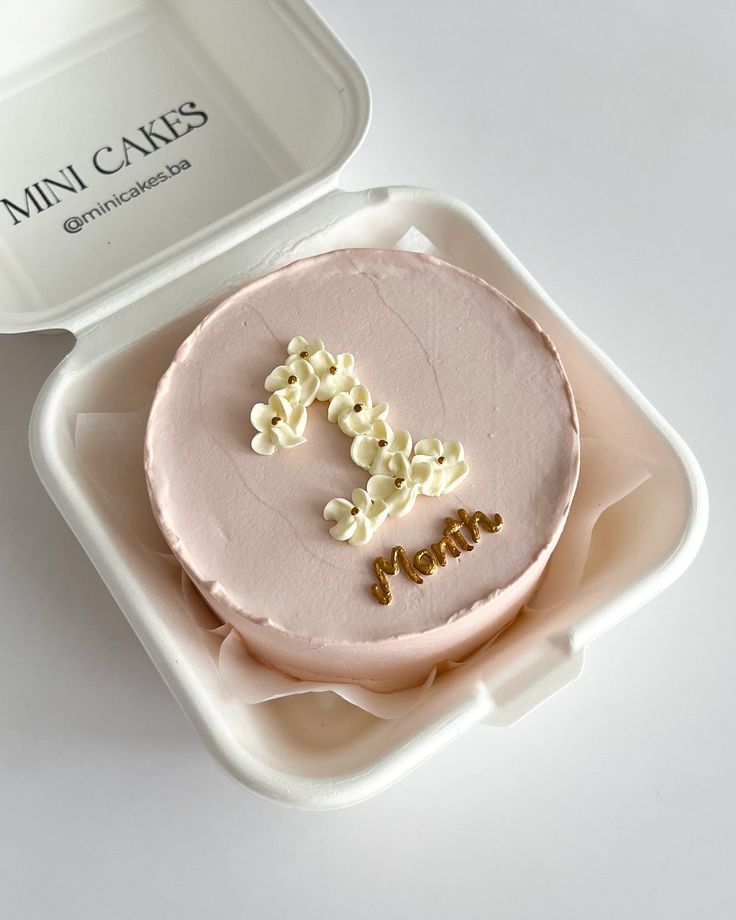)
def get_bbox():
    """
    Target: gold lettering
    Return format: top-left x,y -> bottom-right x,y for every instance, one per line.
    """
370,511 -> 504,604
430,534 -> 462,566
413,548 -> 438,576
371,545 -> 423,605
444,516 -> 473,552
459,509 -> 503,542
